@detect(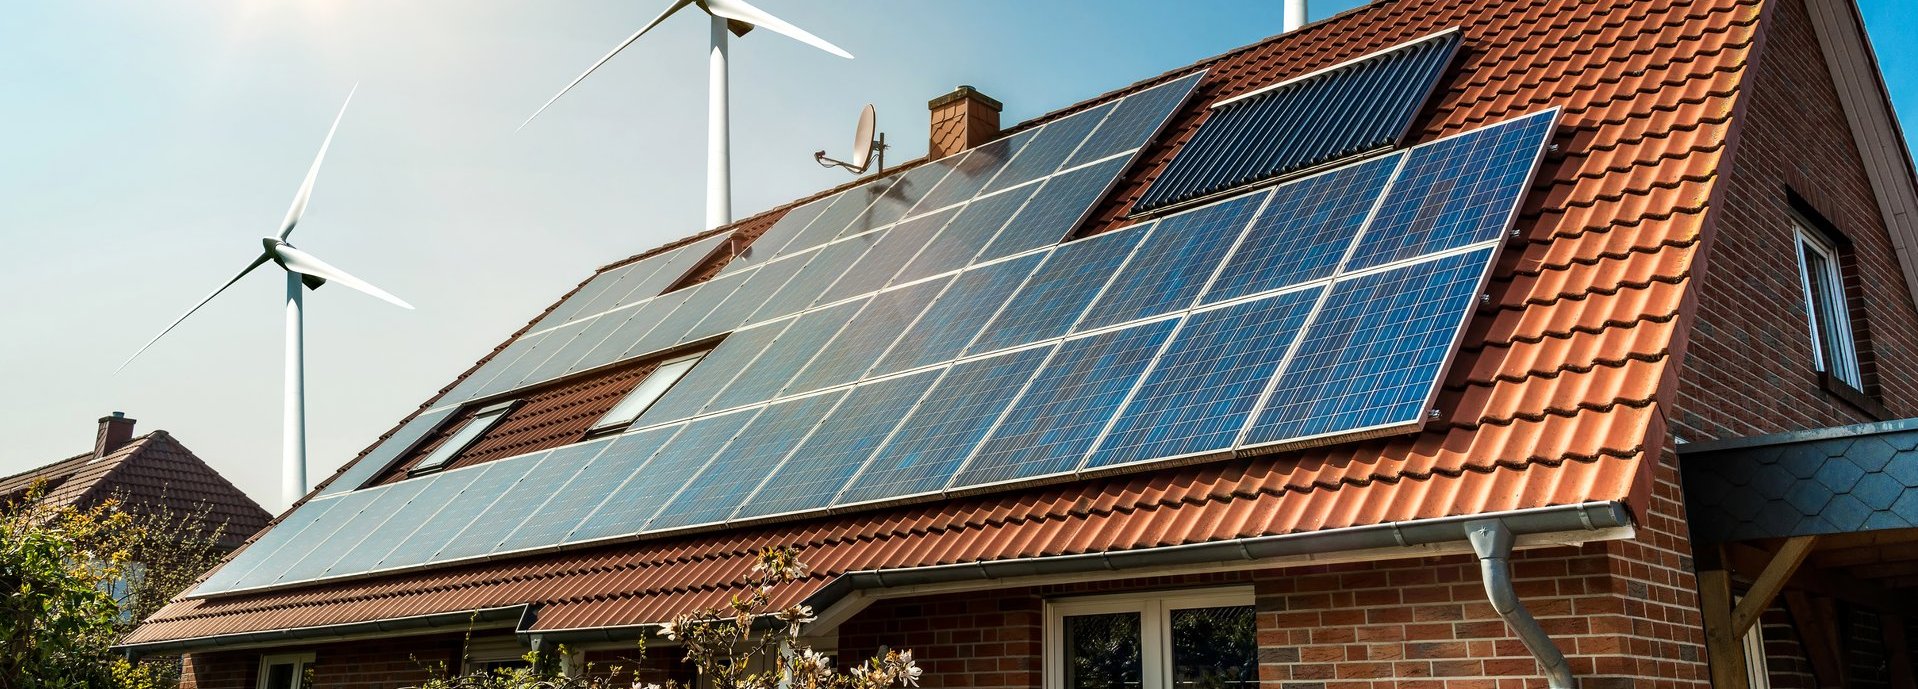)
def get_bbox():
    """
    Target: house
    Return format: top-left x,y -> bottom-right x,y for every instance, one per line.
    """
1,412 -> 271,550
121,0 -> 1918,687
